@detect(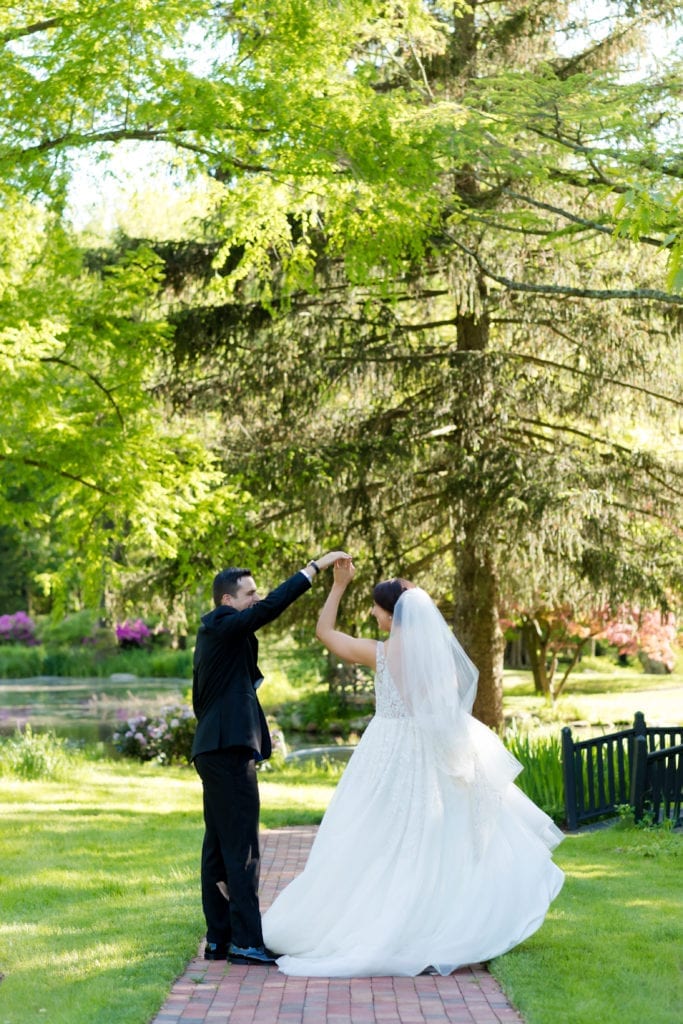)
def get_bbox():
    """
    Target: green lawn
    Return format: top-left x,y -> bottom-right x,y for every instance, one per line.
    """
0,757 -> 339,1024
503,667 -> 683,733
1,757 -> 681,1024
491,823 -> 682,1024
